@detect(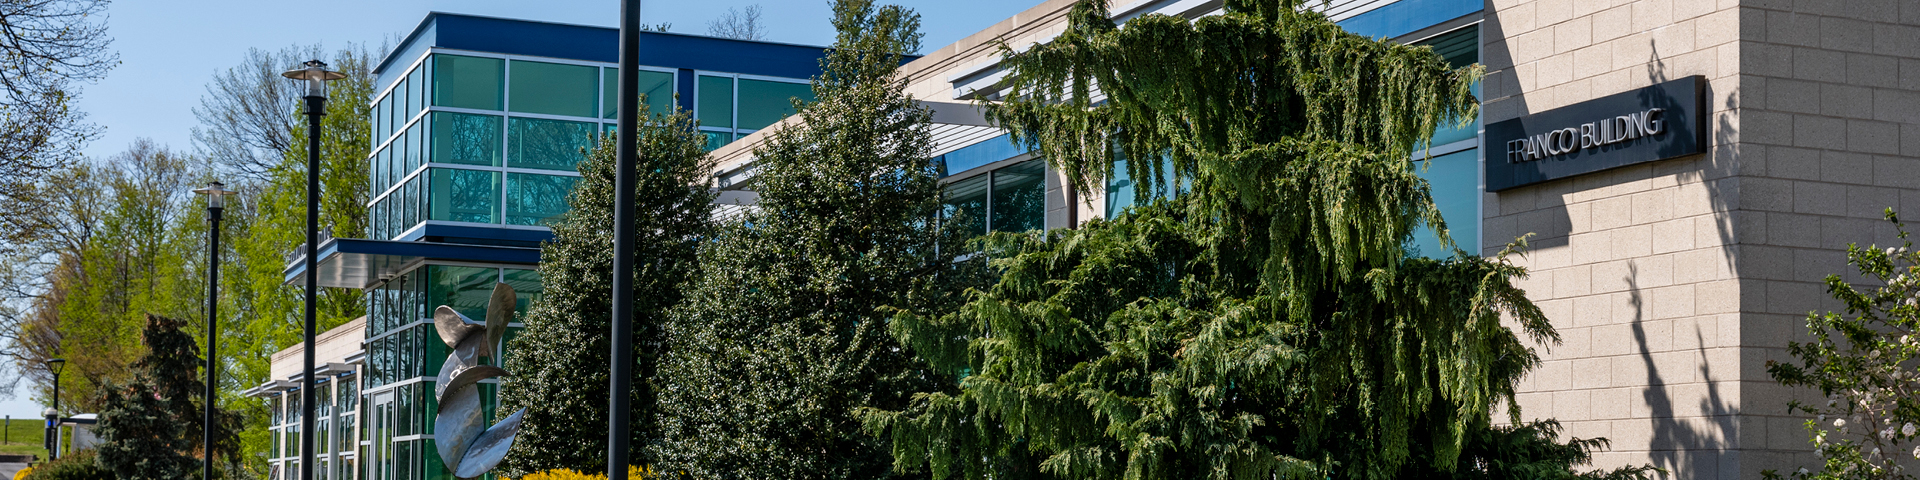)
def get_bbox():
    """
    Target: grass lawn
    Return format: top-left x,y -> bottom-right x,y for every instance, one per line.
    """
0,416 -> 48,458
